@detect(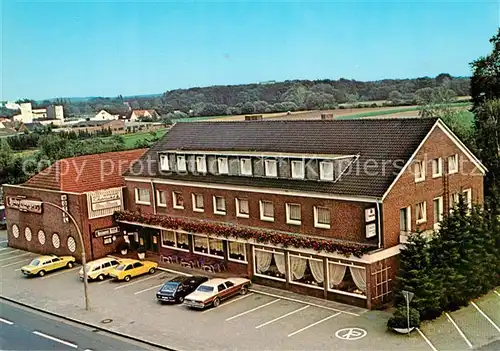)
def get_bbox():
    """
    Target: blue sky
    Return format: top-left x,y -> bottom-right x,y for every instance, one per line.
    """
1,0 -> 499,101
